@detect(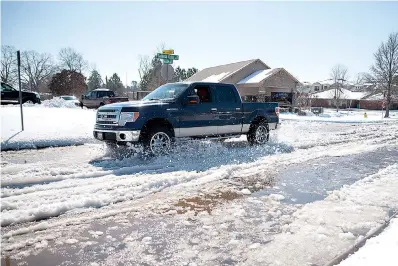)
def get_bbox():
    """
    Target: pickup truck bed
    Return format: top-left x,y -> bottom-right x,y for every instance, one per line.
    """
93,82 -> 280,155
